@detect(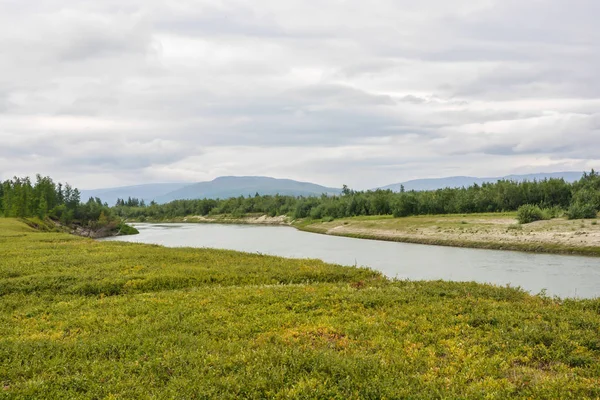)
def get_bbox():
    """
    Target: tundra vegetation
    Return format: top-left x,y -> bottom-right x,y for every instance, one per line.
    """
1,218 -> 600,399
